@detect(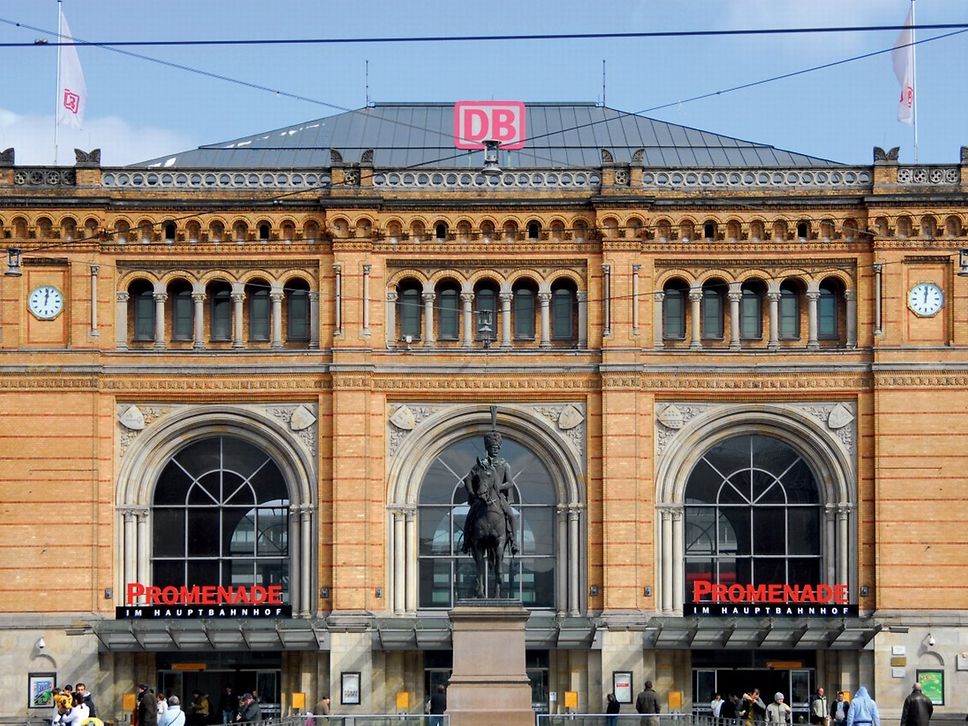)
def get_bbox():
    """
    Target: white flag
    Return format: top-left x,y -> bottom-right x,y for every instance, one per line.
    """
56,6 -> 87,129
892,5 -> 915,126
